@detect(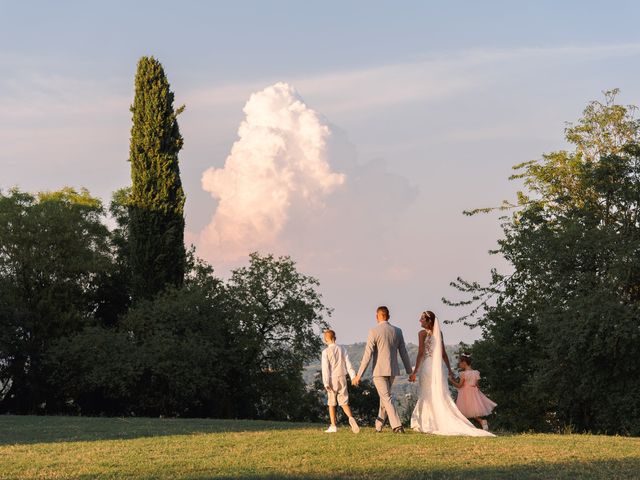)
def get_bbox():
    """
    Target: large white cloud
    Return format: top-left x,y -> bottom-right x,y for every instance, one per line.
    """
194,82 -> 419,273
198,82 -> 345,261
